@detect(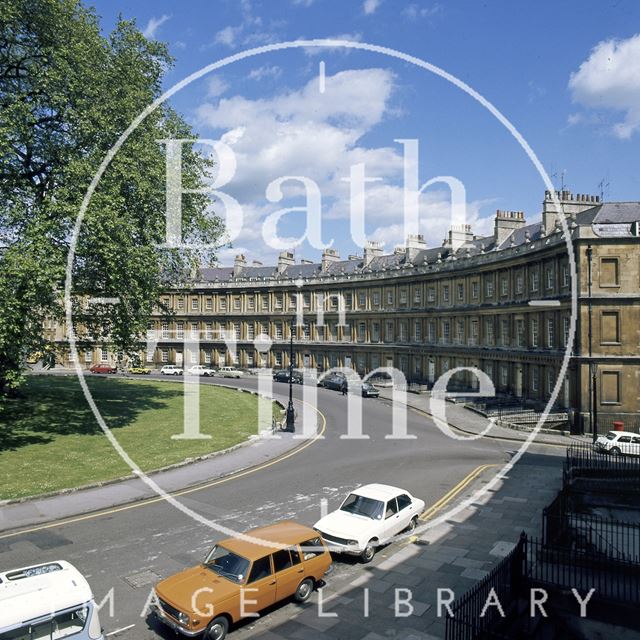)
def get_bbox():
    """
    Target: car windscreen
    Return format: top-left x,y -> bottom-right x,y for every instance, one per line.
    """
340,493 -> 384,520
4,605 -> 89,639
203,545 -> 250,584
605,432 -> 617,441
